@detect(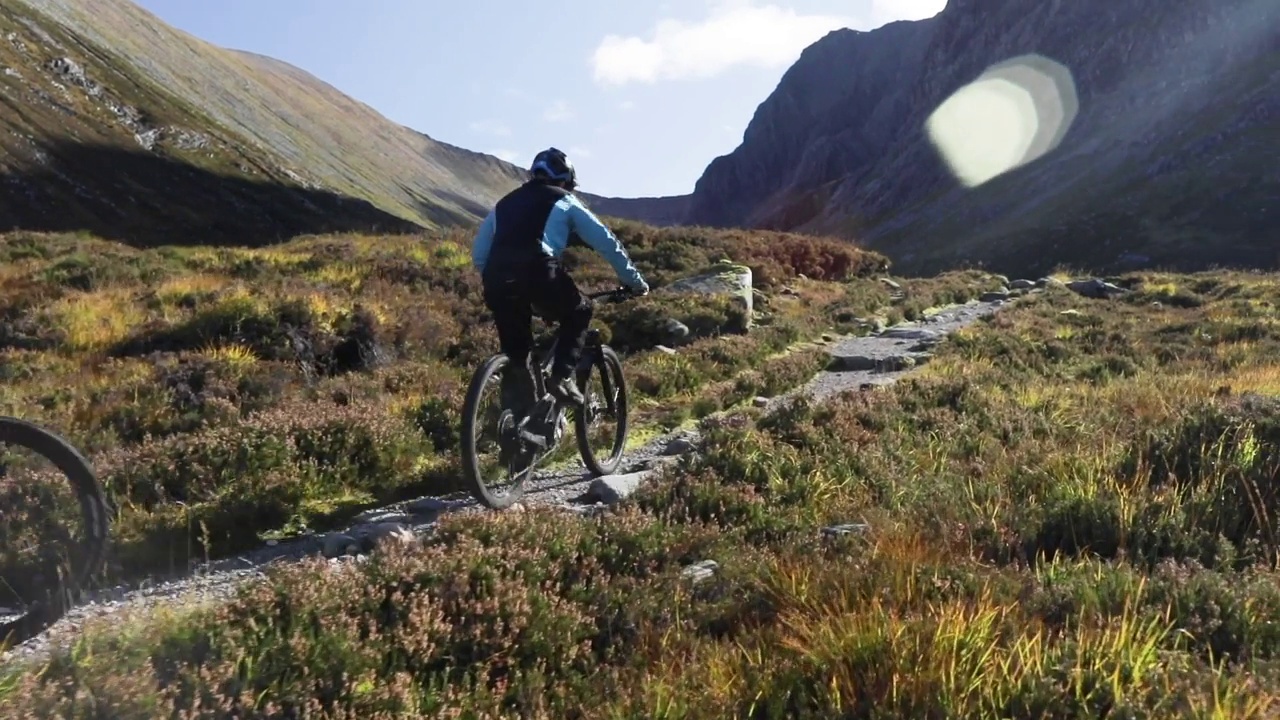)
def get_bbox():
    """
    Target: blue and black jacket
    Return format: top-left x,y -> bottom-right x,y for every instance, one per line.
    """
471,181 -> 645,289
